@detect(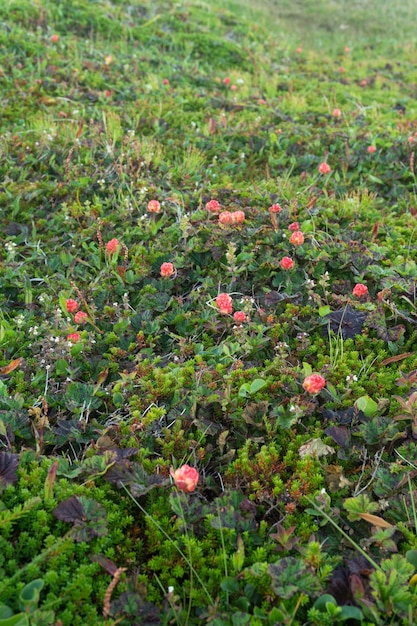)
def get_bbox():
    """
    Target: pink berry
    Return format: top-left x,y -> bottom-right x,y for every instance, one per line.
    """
160,262 -> 175,277
66,299 -> 79,313
289,231 -> 305,246
215,293 -> 233,314
289,221 -> 300,231
206,199 -> 221,213
332,108 -> 342,117
51,34 -> 60,43
367,145 -> 377,153
74,311 -> 88,324
269,203 -> 281,213
106,238 -> 120,255
231,210 -> 245,224
352,283 -> 368,297
280,257 -> 295,270
318,162 -> 331,175
170,465 -> 199,492
233,311 -> 247,323
218,211 -> 233,225
303,374 -> 326,394
147,200 -> 161,213
67,332 -> 81,343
